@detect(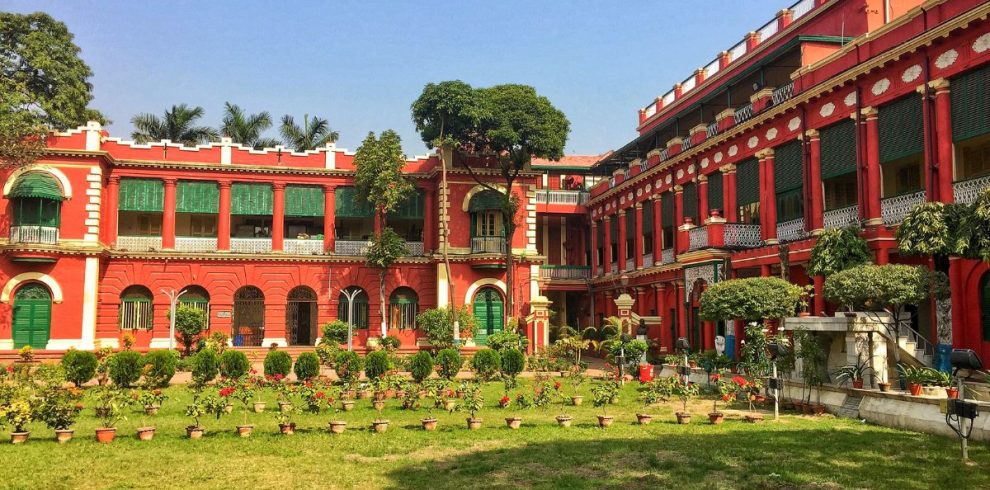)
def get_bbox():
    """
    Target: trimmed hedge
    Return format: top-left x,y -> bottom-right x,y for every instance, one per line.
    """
142,350 -> 178,388
107,350 -> 143,388
408,351 -> 434,384
500,348 -> 526,381
294,352 -> 320,380
264,349 -> 293,378
191,349 -> 220,386
471,348 -> 501,381
334,350 -> 363,384
436,348 -> 462,380
219,349 -> 251,379
364,350 -> 391,380
61,349 -> 97,387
